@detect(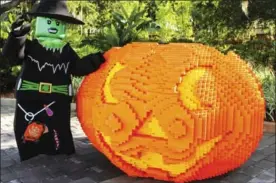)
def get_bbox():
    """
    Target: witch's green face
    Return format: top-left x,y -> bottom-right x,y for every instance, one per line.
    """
35,17 -> 66,39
